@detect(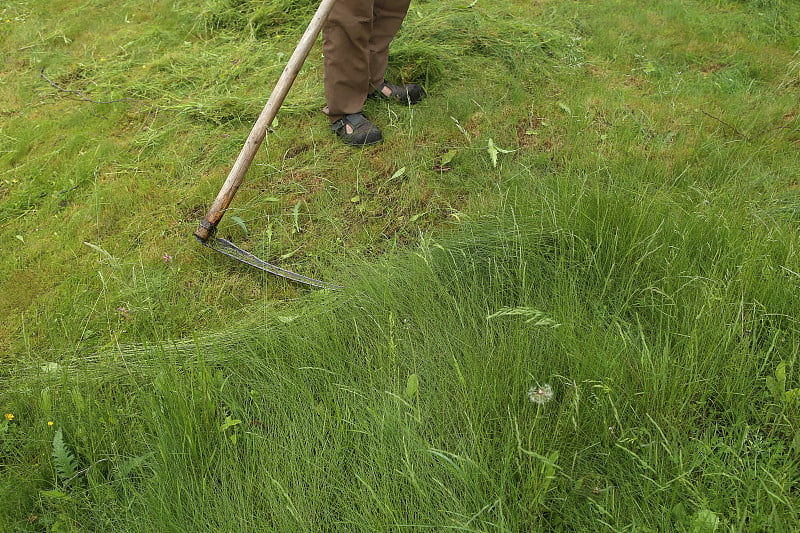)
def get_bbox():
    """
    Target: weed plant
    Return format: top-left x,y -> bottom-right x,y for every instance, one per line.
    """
2,0 -> 800,530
